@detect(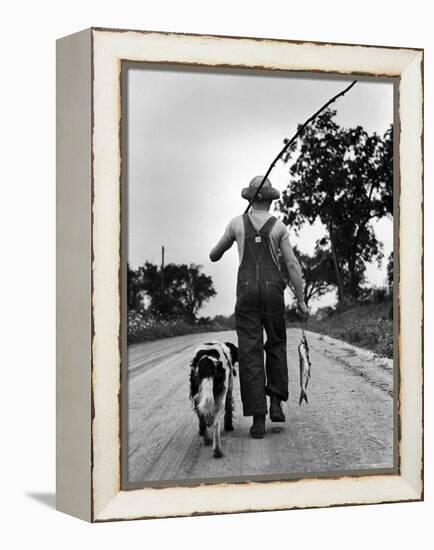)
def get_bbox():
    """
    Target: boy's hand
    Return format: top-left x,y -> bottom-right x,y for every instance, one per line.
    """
296,300 -> 310,322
